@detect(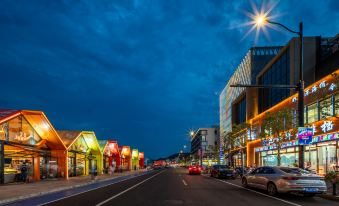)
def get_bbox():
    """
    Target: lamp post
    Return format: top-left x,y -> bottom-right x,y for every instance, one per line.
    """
232,16 -> 305,168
